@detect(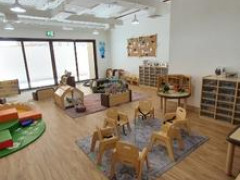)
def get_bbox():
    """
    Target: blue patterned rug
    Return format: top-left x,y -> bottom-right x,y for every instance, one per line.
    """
76,118 -> 208,179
